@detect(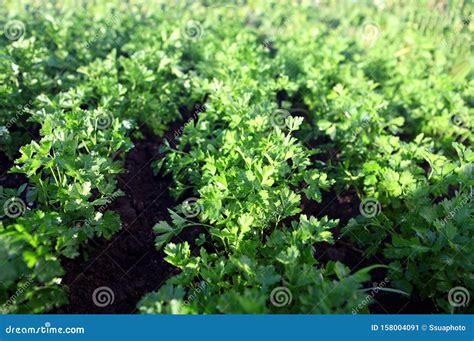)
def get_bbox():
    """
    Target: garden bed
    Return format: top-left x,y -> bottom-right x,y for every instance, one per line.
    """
0,0 -> 472,315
